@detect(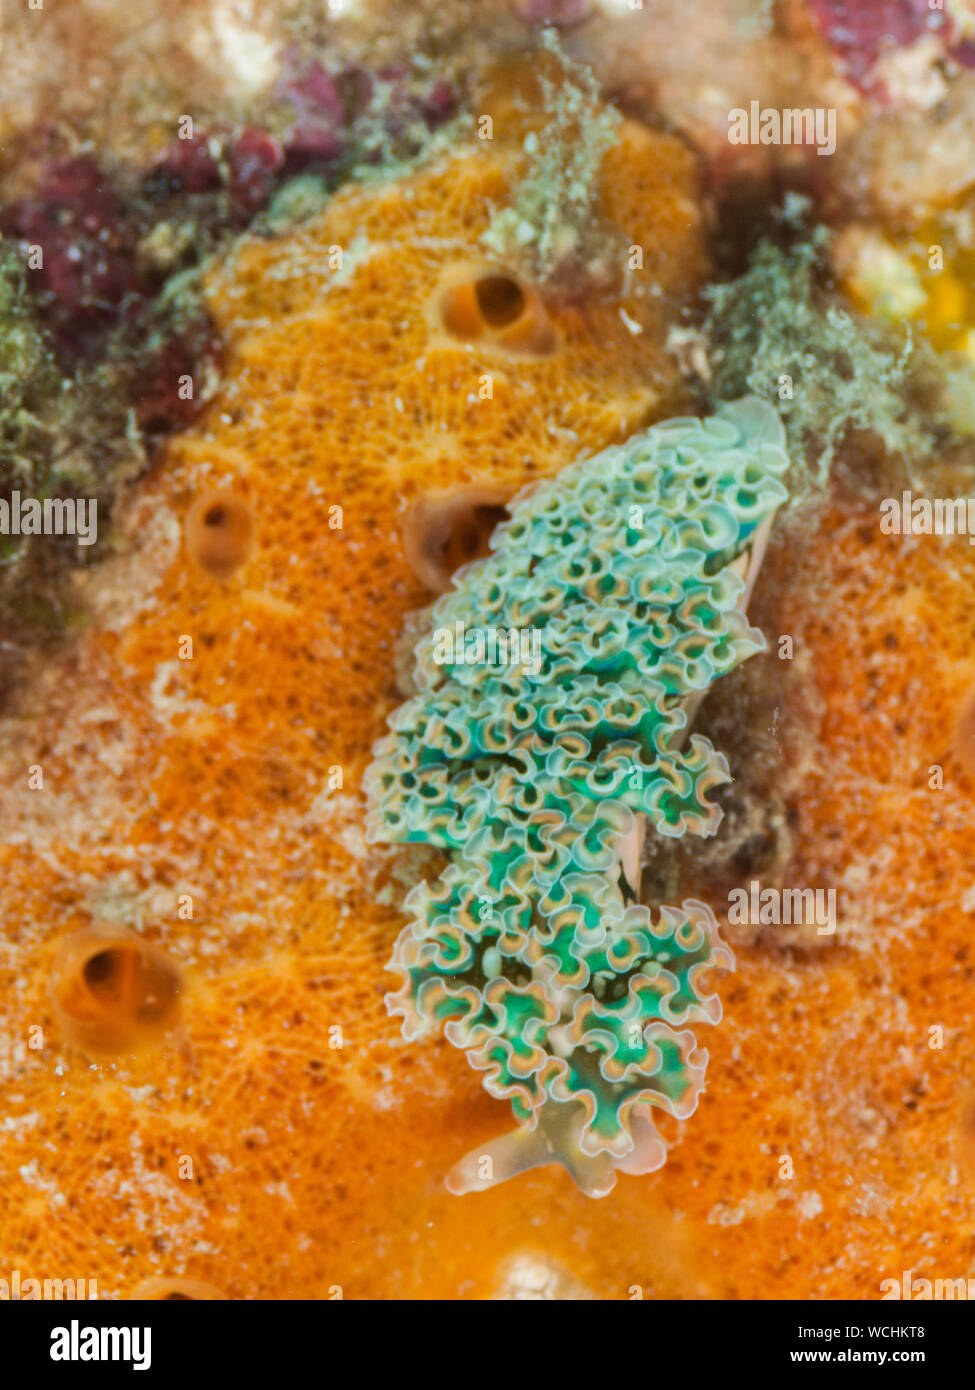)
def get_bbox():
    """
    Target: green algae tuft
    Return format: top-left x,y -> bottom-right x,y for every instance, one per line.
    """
703,229 -> 939,501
